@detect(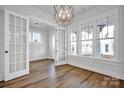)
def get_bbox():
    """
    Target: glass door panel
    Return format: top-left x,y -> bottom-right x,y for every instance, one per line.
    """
22,62 -> 26,70
16,17 -> 21,26
55,29 -> 67,65
5,10 -> 29,81
22,18 -> 26,28
16,63 -> 22,71
9,14 -> 15,25
9,64 -> 15,73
